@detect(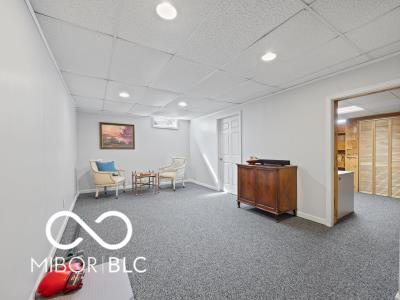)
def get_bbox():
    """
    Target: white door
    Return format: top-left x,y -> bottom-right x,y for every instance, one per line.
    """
219,115 -> 241,194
